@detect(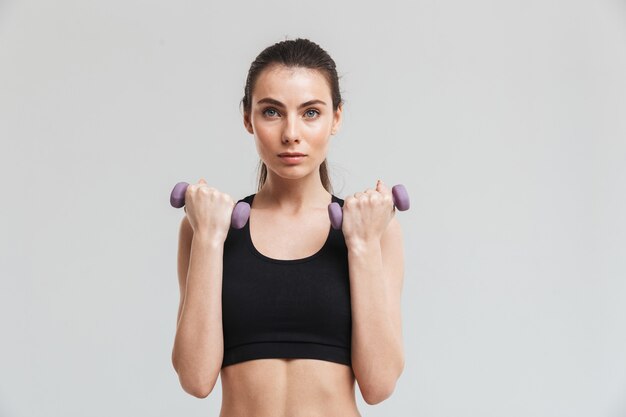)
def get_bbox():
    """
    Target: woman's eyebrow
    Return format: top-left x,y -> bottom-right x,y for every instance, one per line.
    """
256,97 -> 327,108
